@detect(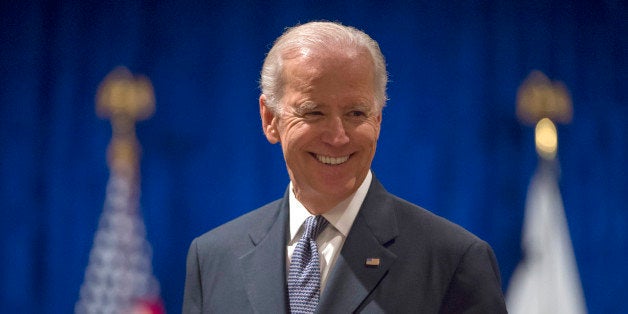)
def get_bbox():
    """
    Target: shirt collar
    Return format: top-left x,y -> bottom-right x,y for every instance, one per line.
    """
289,170 -> 373,241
